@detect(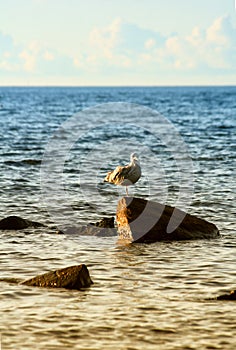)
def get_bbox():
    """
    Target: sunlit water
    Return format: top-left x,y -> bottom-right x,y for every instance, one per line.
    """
0,87 -> 235,349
